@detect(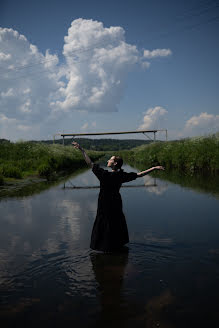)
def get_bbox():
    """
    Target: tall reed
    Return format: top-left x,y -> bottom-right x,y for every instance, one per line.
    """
117,136 -> 219,174
0,141 -> 102,180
